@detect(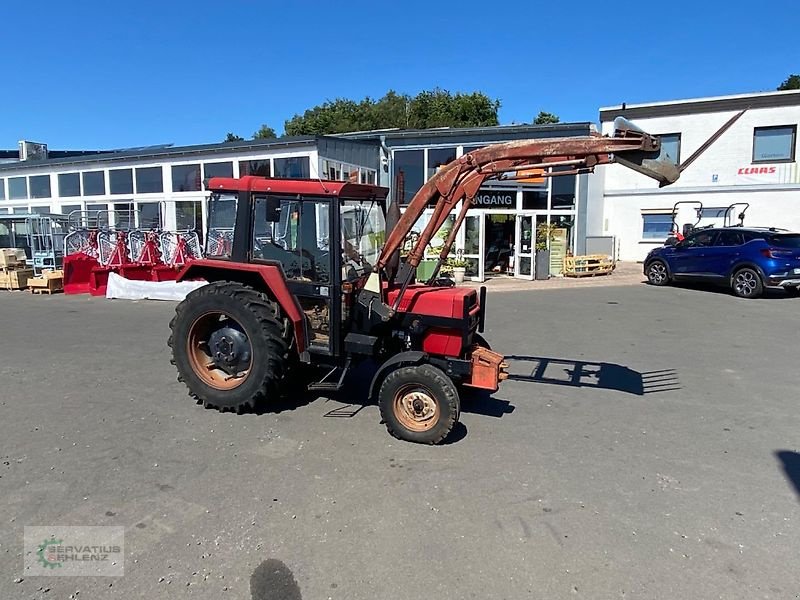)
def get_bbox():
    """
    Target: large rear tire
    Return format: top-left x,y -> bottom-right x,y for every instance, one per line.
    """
168,281 -> 289,412
378,364 -> 460,445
